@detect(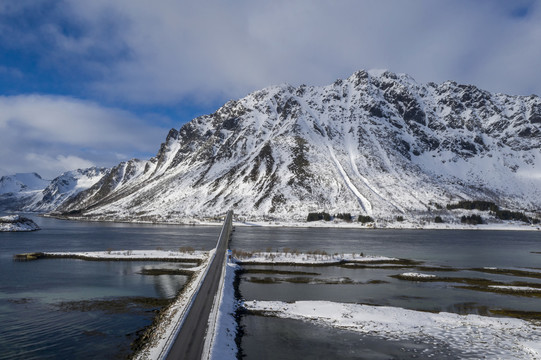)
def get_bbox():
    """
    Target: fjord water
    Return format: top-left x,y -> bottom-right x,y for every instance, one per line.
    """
0,215 -> 219,360
232,226 -> 541,359
231,226 -> 541,268
2,217 -> 540,359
